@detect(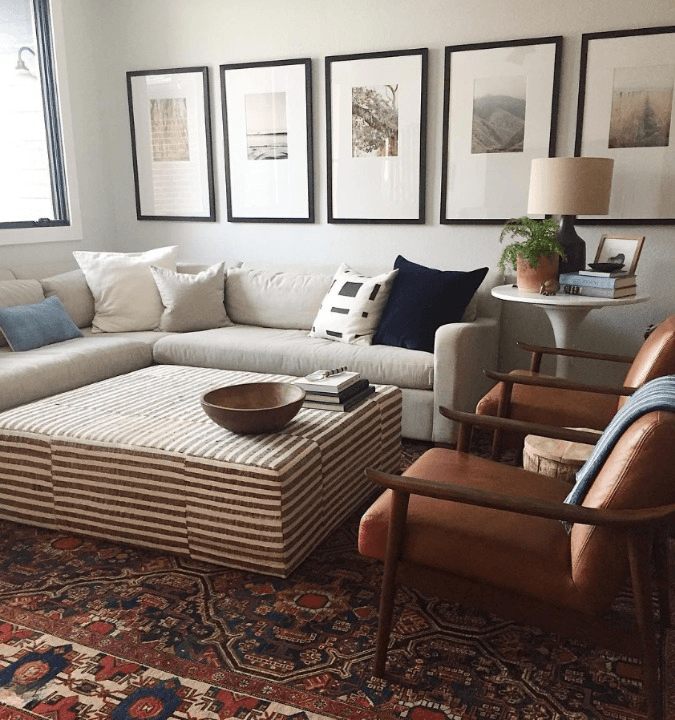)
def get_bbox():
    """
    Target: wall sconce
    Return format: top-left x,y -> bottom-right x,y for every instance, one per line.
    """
15,46 -> 37,78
